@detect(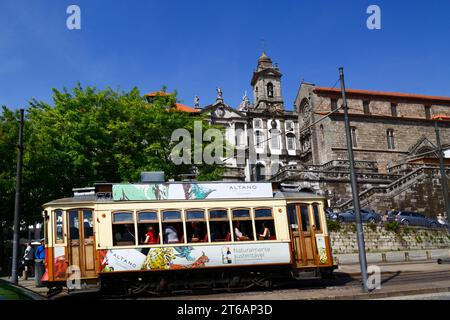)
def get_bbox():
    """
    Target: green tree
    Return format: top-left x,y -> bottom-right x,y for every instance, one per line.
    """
0,107 -> 23,272
2,85 -> 225,226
